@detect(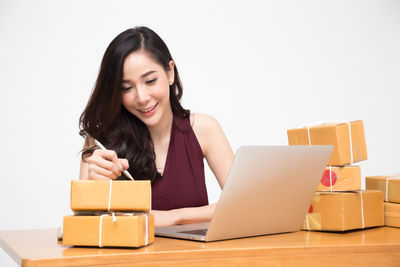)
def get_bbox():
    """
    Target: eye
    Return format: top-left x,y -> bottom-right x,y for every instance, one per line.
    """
121,86 -> 133,92
145,78 -> 157,85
